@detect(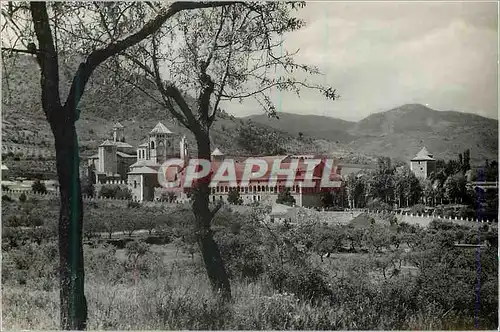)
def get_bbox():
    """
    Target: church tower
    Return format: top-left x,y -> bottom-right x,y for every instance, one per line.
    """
98,140 -> 117,175
211,147 -> 225,162
180,135 -> 189,165
410,147 -> 436,179
149,122 -> 174,164
113,122 -> 125,142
